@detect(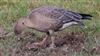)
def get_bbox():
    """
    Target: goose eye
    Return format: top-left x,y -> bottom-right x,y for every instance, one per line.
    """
22,22 -> 24,25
